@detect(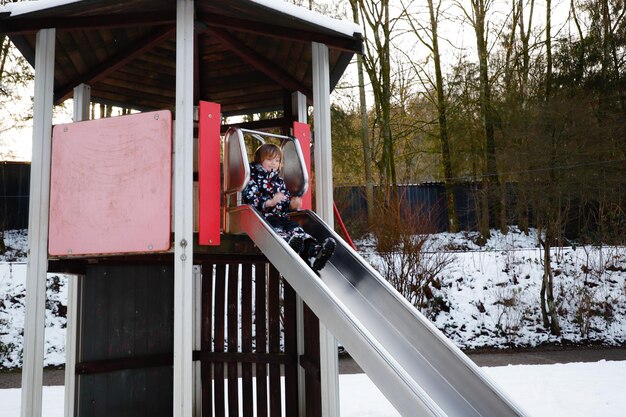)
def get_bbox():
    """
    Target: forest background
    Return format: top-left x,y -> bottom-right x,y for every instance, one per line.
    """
1,0 -> 625,338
